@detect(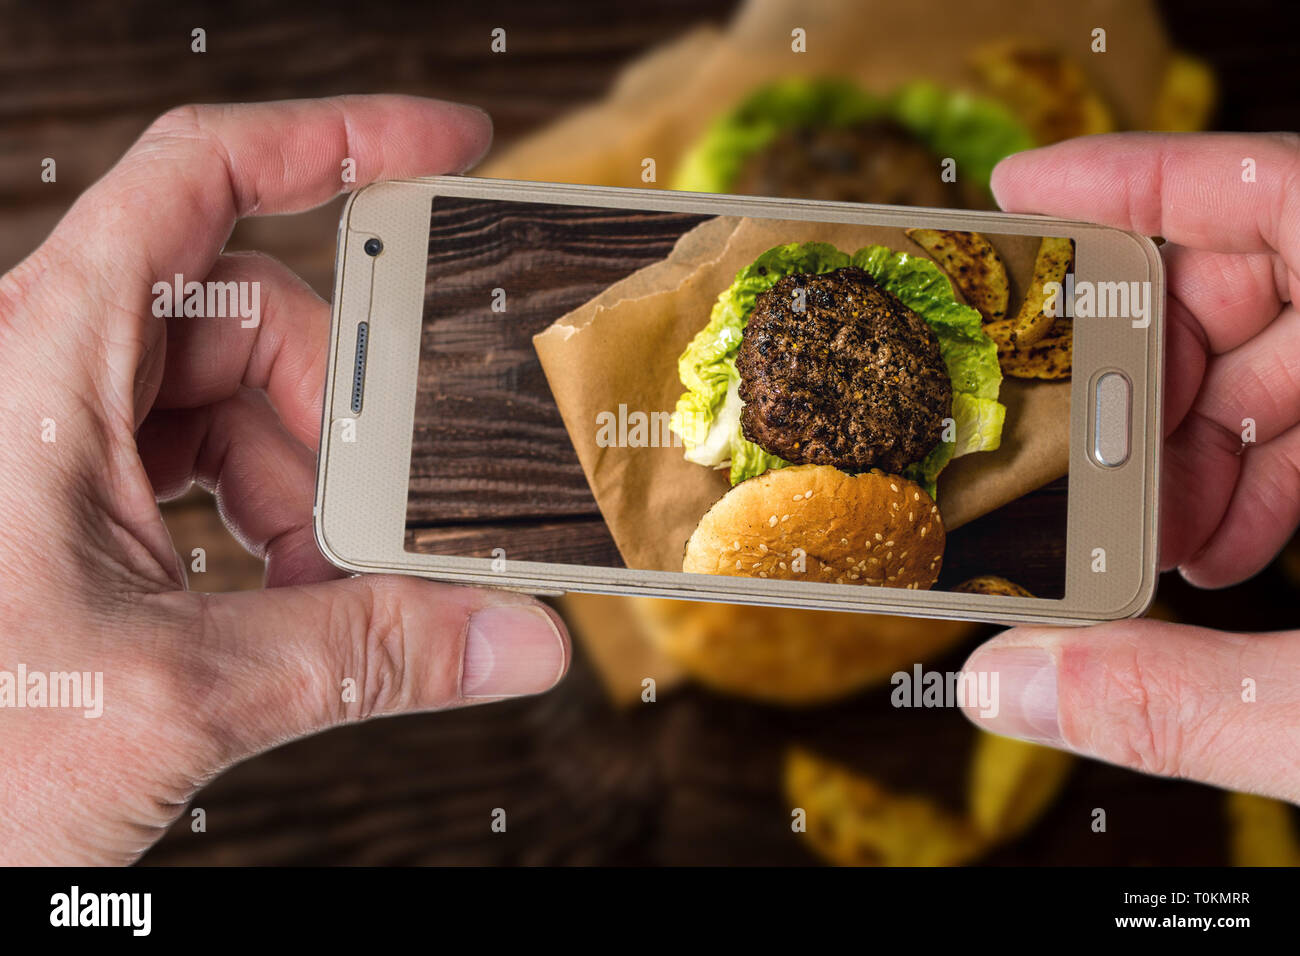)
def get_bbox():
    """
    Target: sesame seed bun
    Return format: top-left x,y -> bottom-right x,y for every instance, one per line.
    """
682,464 -> 944,589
